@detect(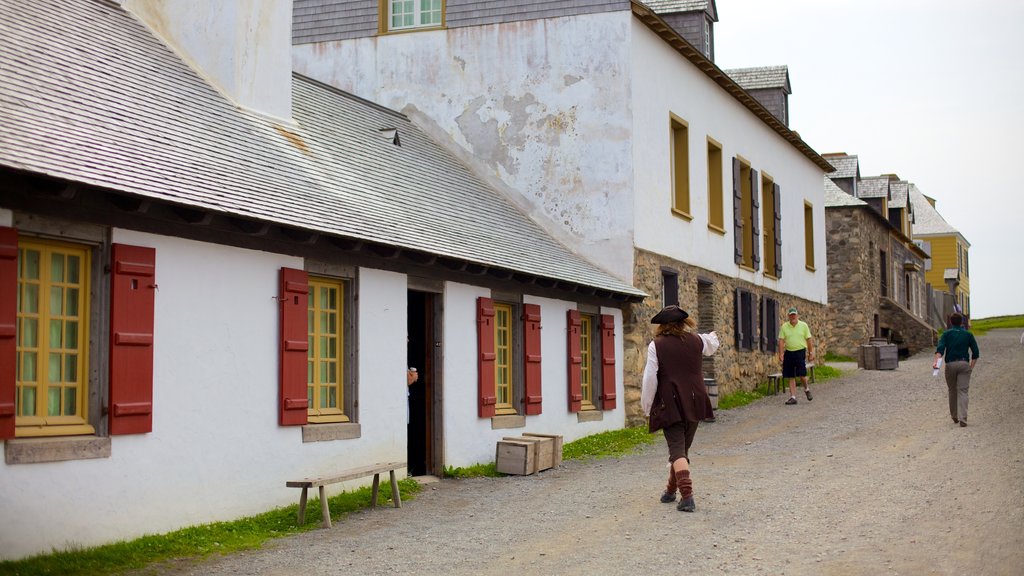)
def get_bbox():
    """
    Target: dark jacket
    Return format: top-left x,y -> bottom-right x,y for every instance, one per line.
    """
648,332 -> 713,432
